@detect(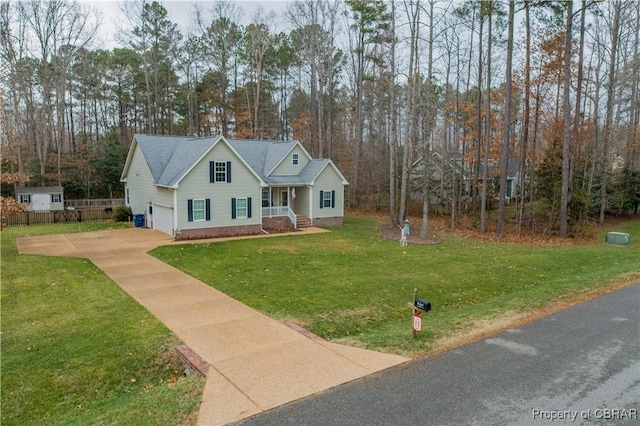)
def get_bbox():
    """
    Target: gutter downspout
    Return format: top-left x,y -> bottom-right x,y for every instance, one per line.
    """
261,185 -> 269,234
172,189 -> 178,239
307,184 -> 313,226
